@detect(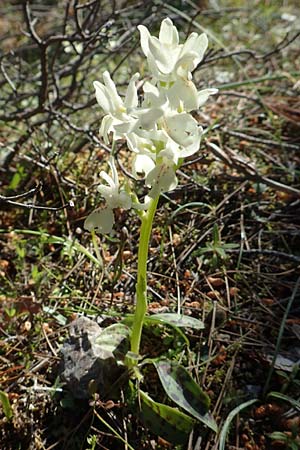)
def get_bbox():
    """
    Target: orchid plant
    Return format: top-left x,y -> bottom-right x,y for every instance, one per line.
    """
84,18 -> 218,440
85,17 -> 217,358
